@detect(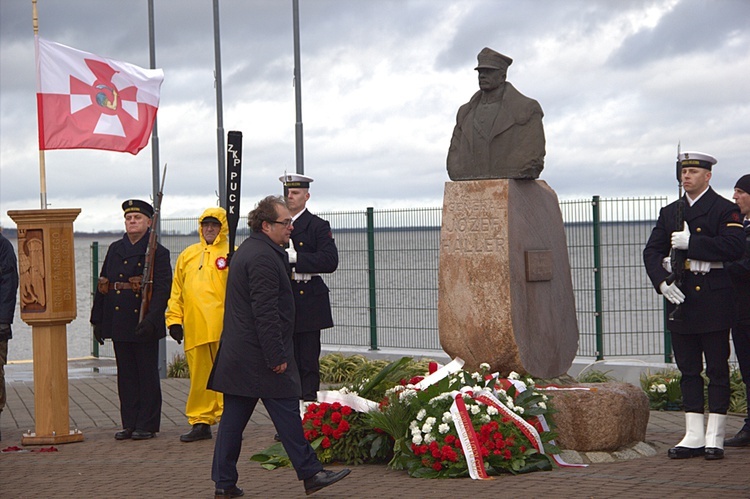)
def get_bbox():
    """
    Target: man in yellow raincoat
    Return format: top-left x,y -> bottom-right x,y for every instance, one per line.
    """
166,207 -> 229,442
